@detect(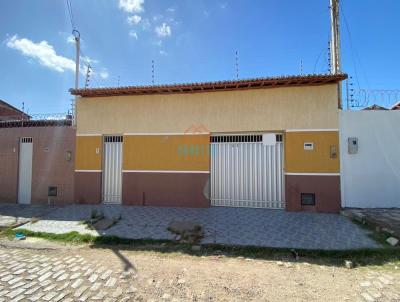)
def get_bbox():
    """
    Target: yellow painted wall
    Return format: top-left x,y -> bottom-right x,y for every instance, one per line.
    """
75,136 -> 102,170
285,131 -> 340,173
123,135 -> 210,171
76,84 -> 339,135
